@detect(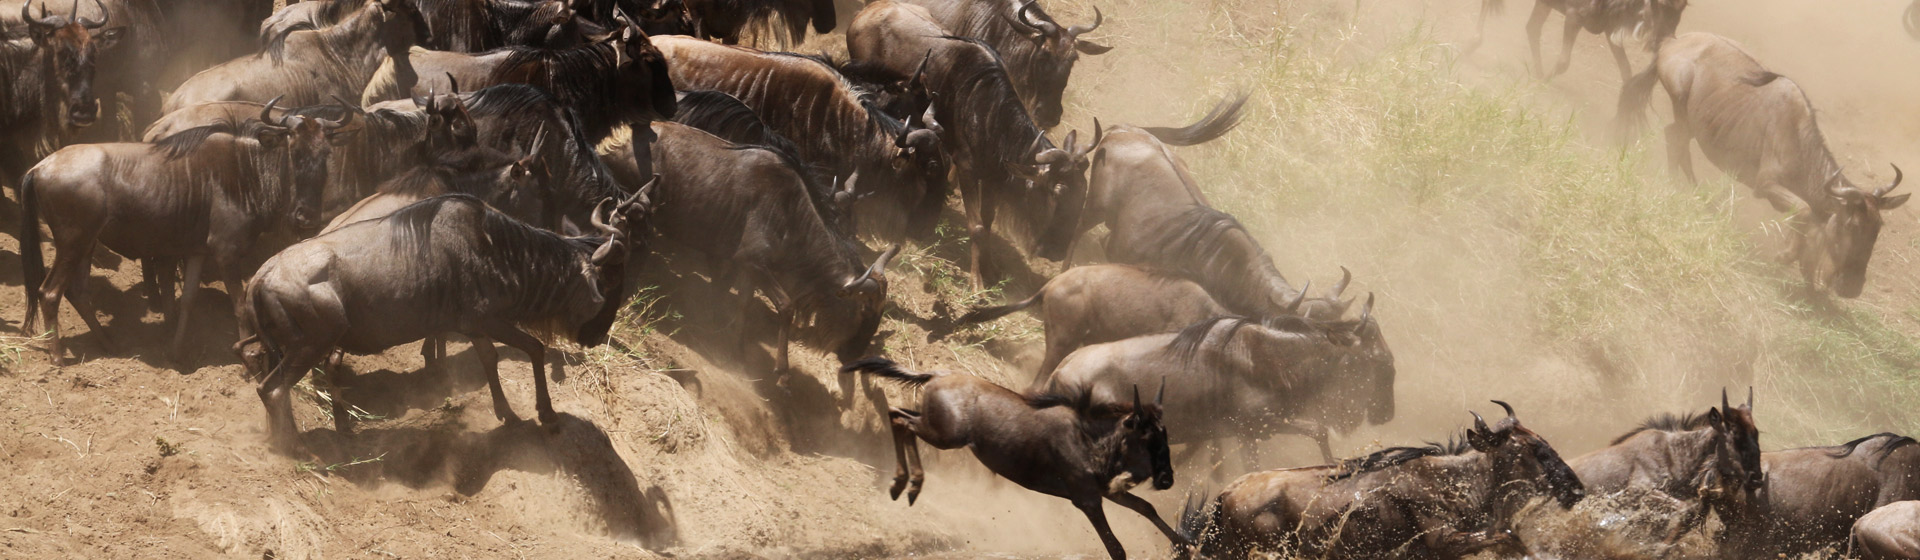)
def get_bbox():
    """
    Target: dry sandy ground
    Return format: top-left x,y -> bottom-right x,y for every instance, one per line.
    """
5,0 -> 1920,559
